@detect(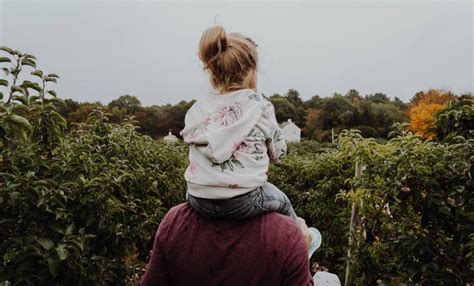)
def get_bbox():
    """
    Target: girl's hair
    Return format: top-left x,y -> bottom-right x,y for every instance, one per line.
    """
198,26 -> 258,93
